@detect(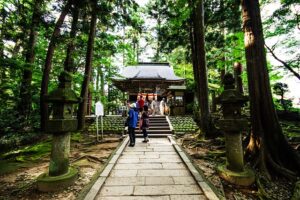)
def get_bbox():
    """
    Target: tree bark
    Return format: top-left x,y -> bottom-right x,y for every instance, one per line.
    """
100,68 -> 105,97
211,90 -> 217,113
0,8 -> 6,86
0,8 -> 6,59
40,1 -> 71,131
242,0 -> 300,178
189,11 -> 200,125
64,3 -> 79,73
18,0 -> 41,121
77,4 -> 97,130
192,0 -> 213,137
